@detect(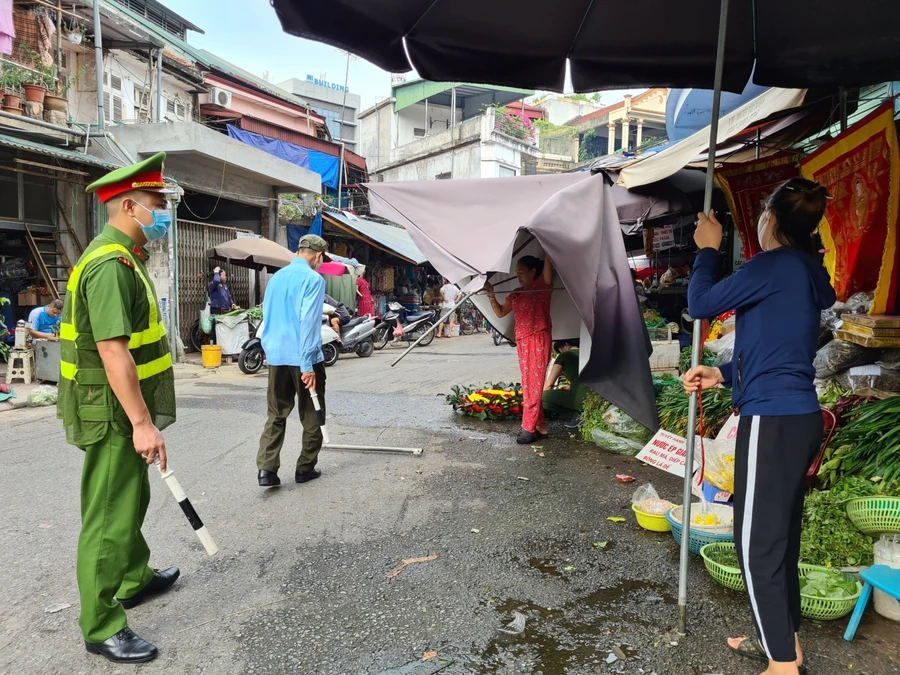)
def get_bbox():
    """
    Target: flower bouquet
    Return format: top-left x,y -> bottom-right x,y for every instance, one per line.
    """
443,382 -> 523,420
